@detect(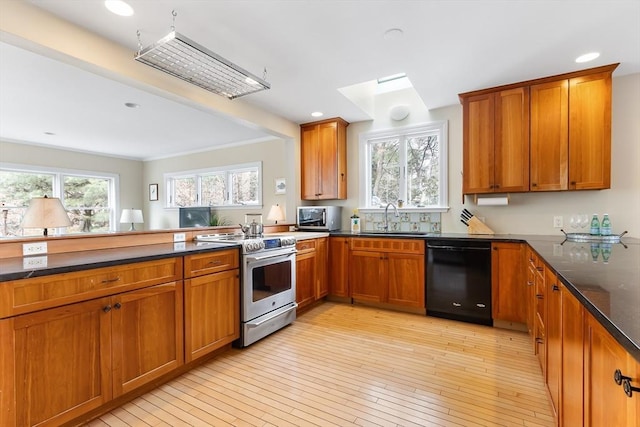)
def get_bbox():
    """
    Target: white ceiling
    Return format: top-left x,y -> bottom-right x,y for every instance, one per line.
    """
1,0 -> 639,161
